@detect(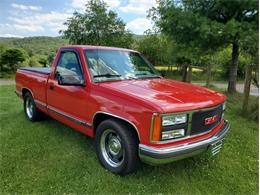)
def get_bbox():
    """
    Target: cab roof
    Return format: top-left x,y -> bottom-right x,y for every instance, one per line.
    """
61,45 -> 138,53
